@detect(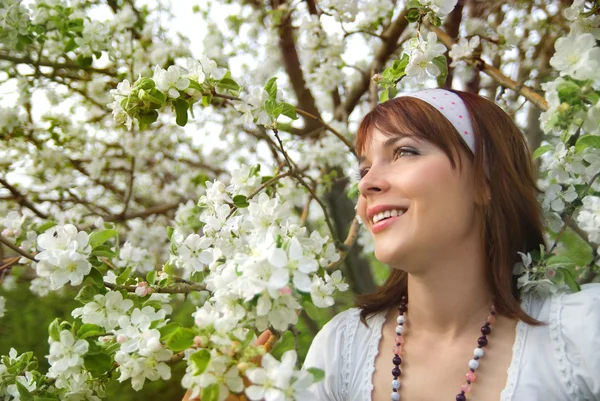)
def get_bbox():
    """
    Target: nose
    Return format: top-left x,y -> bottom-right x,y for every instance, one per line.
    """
358,167 -> 391,197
